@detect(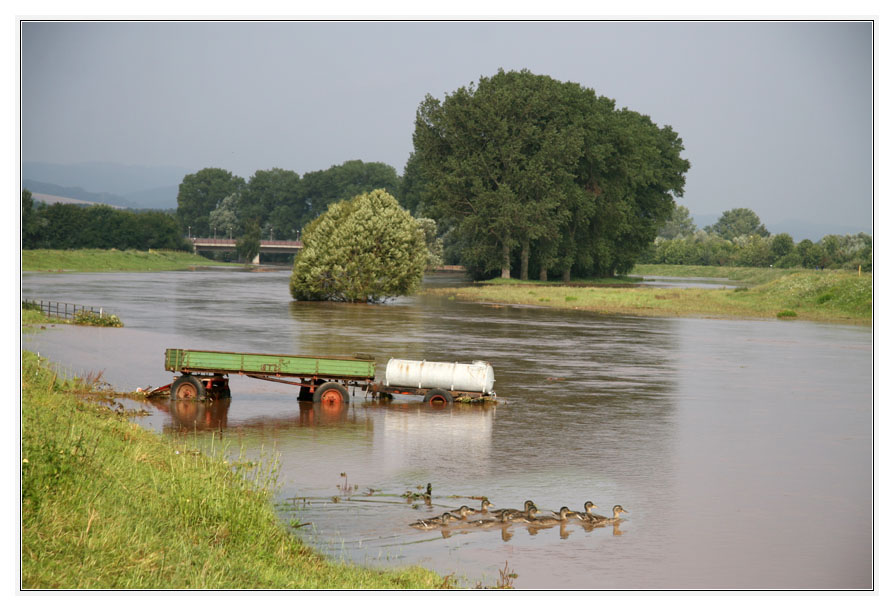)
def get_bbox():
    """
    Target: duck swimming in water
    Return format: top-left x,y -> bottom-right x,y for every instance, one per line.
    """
446,505 -> 475,521
530,506 -> 574,527
586,504 -> 628,524
515,505 -> 542,523
492,500 -> 536,521
567,501 -> 599,521
409,512 -> 455,529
